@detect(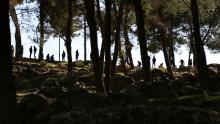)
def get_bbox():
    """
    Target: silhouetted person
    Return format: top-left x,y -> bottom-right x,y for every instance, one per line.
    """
62,50 -> 65,61
11,45 -> 14,57
33,46 -> 37,59
152,56 -> 156,68
138,61 -> 141,67
75,50 -> 79,61
46,54 -> 50,62
158,63 -> 163,68
180,59 -> 184,67
29,46 -> 32,58
188,59 -> 192,66
50,55 -> 54,62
